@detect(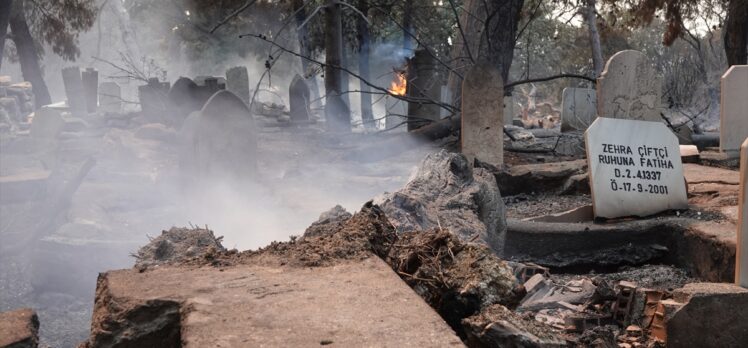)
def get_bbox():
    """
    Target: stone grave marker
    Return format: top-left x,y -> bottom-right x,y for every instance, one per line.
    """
138,78 -> 170,121
193,90 -> 257,179
461,62 -> 503,167
30,107 -> 65,139
585,117 -> 688,218
406,49 -> 442,131
503,95 -> 516,126
81,68 -> 99,113
385,95 -> 407,131
167,77 -> 209,124
440,85 -> 452,119
61,67 -> 87,115
561,87 -> 597,131
738,138 -> 748,288
597,50 -> 661,122
99,82 -> 121,114
289,74 -> 310,122
226,66 -> 250,105
720,65 -> 748,153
